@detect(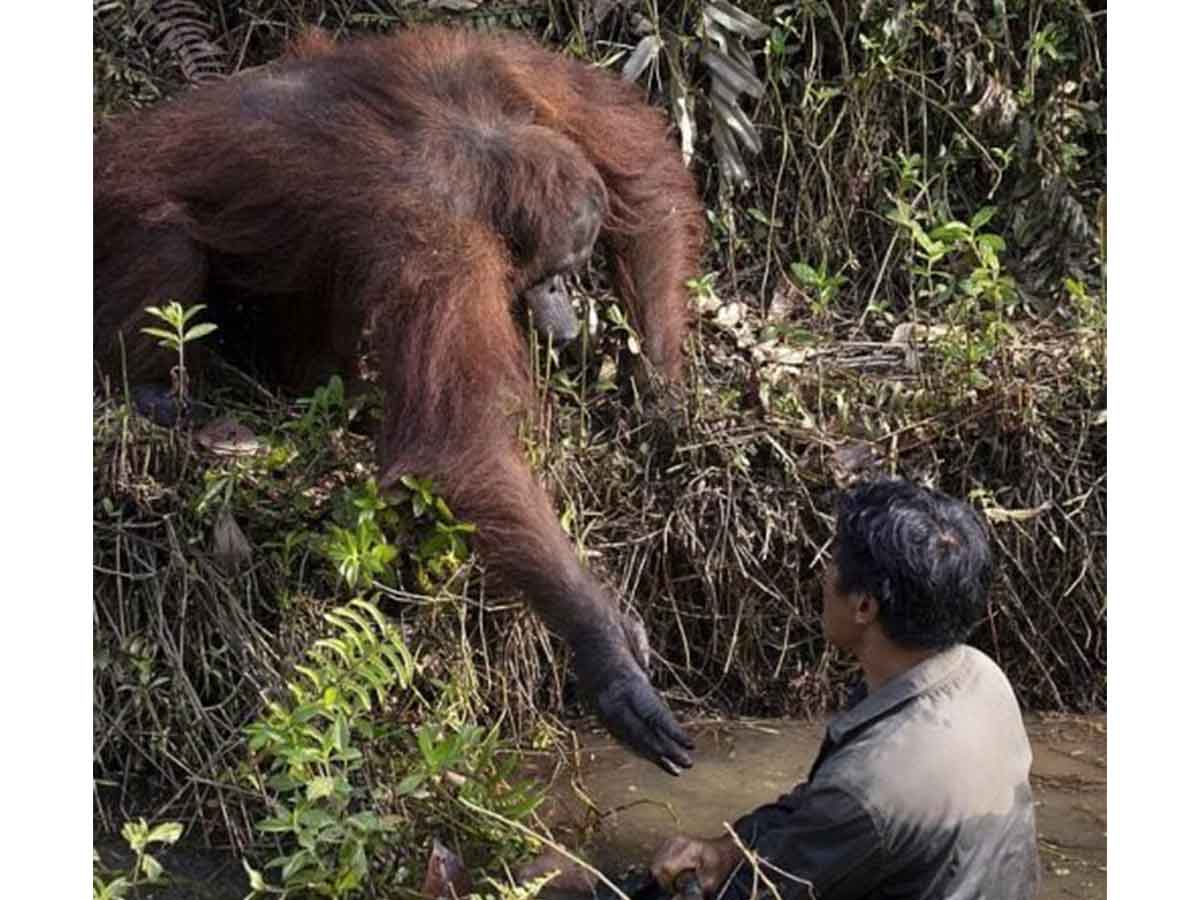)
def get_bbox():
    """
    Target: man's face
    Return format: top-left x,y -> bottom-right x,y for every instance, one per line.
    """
821,557 -> 862,651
